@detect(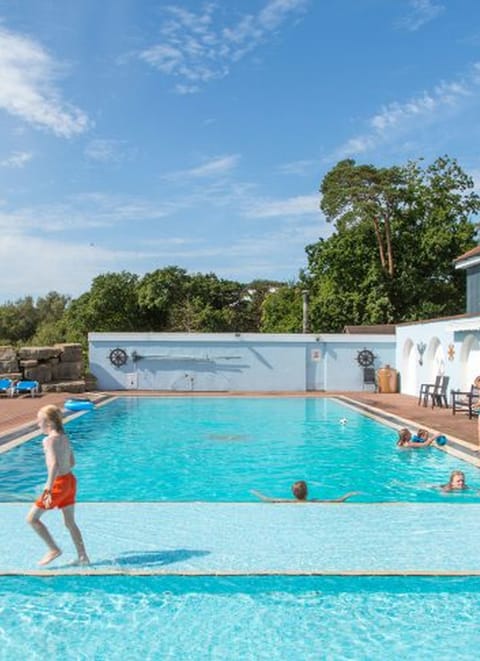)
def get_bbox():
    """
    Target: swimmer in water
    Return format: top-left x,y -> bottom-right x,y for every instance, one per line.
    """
439,470 -> 468,492
251,480 -> 359,503
397,427 -> 434,448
